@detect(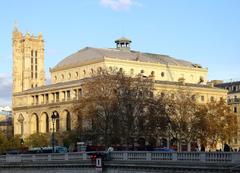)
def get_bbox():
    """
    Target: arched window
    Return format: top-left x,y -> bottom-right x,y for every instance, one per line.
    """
30,113 -> 39,134
45,114 -> 49,133
17,114 -> 24,136
40,112 -> 49,133
151,71 -> 155,76
68,73 -> 71,79
66,112 -> 71,131
61,74 -> 64,80
161,72 -> 165,77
